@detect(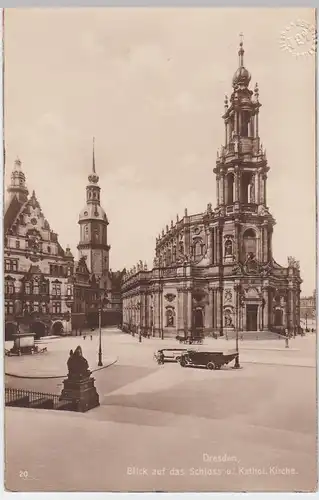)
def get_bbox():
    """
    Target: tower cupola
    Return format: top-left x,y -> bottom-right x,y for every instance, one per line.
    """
7,157 -> 29,204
